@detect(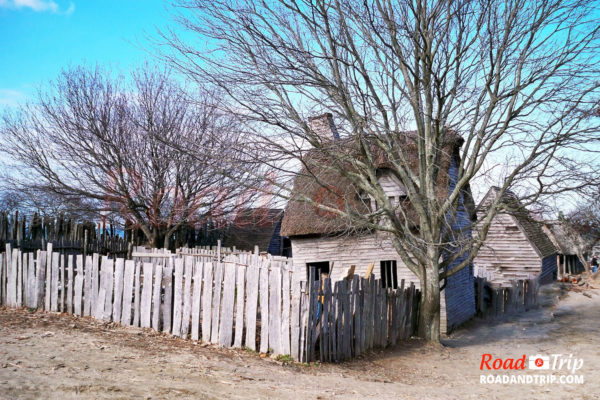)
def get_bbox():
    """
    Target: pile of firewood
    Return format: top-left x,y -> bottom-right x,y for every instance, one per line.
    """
562,272 -> 599,298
